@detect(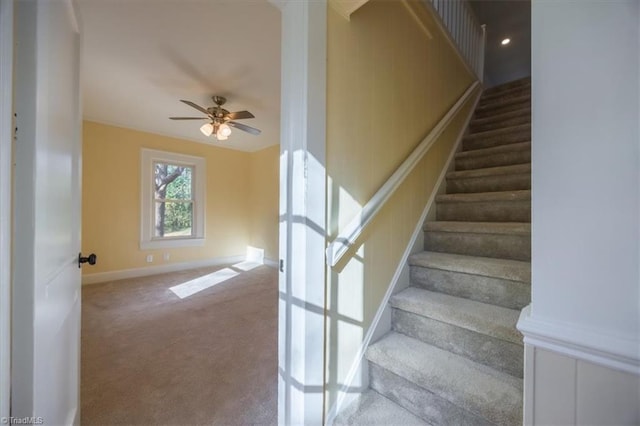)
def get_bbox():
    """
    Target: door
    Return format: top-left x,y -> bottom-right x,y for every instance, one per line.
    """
12,0 -> 83,424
